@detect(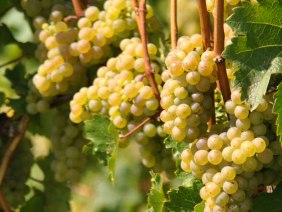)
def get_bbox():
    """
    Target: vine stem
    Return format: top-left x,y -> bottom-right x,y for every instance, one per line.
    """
0,191 -> 10,212
132,0 -> 160,100
0,116 -> 29,186
119,117 -> 151,139
170,0 -> 178,50
197,0 -> 216,125
214,0 -> 231,102
71,0 -> 86,17
197,0 -> 211,49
